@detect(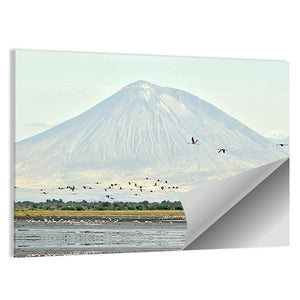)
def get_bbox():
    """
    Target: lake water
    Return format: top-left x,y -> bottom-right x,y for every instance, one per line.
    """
14,217 -> 187,257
